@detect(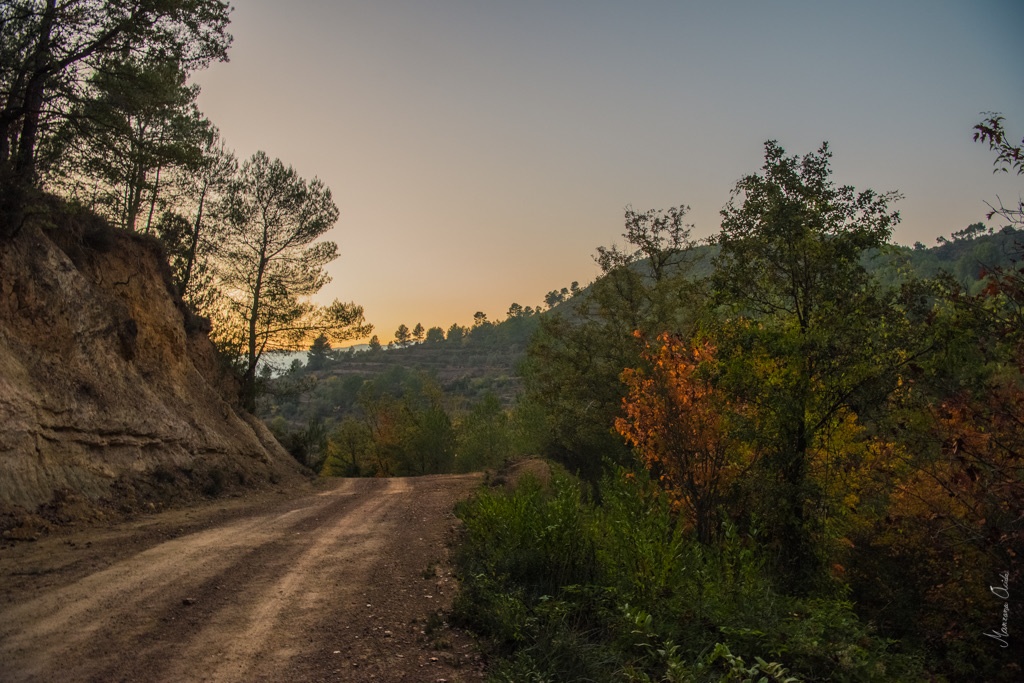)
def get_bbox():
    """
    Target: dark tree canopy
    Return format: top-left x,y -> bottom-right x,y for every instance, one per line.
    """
0,0 -> 232,232
713,140 -> 904,591
714,141 -> 901,328
217,151 -> 370,409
